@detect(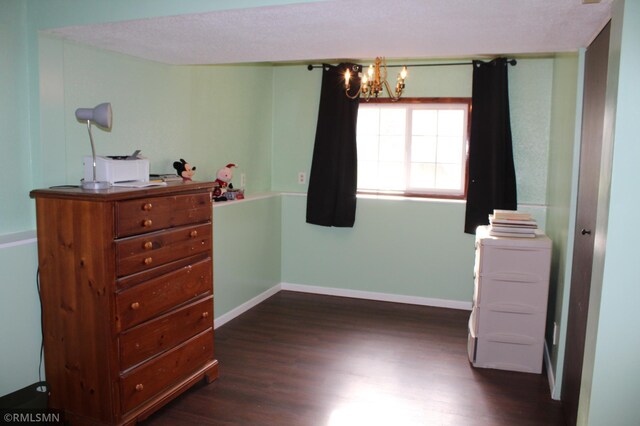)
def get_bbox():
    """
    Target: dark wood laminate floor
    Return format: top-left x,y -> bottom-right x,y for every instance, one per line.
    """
143,291 -> 564,425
